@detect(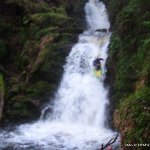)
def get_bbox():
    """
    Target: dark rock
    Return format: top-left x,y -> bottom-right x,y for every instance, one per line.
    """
95,29 -> 109,32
